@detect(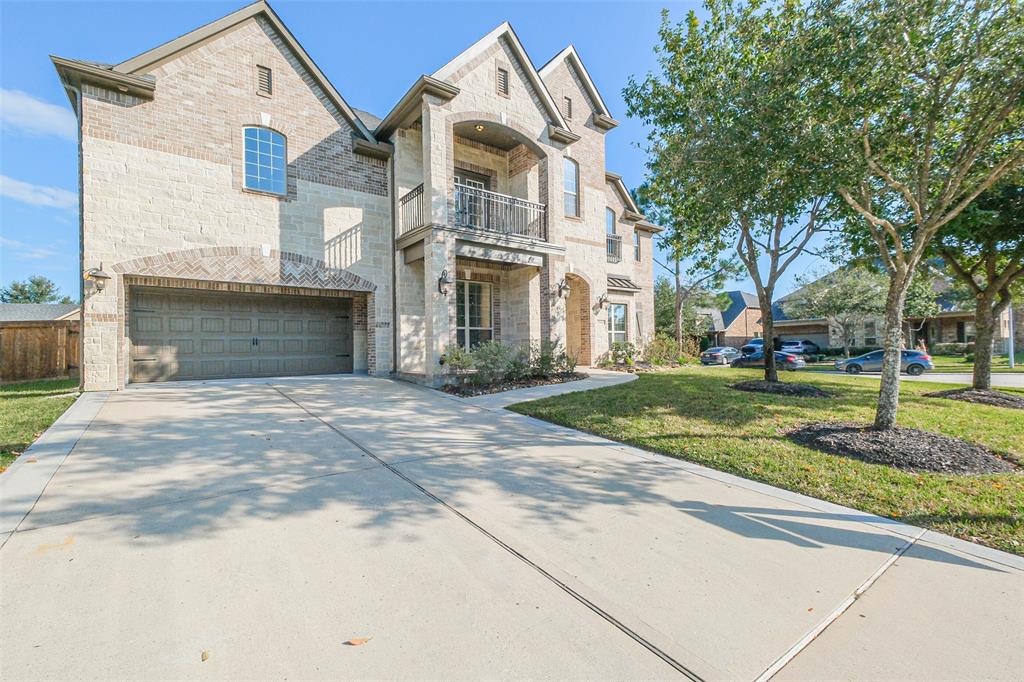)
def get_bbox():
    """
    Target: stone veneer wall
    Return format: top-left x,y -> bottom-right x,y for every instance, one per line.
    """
78,16 -> 392,389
